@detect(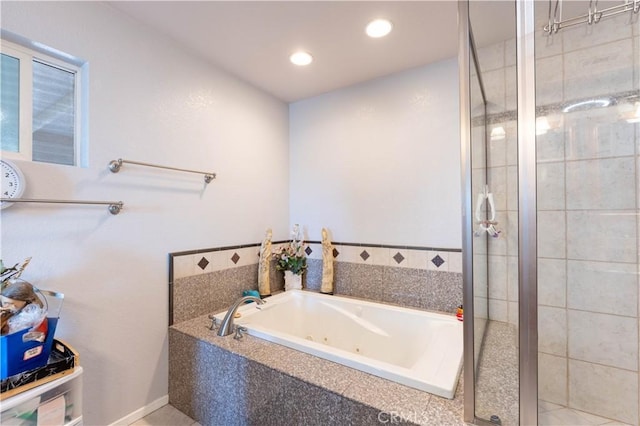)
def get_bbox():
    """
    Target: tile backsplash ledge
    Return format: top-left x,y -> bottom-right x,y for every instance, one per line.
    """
171,241 -> 462,280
